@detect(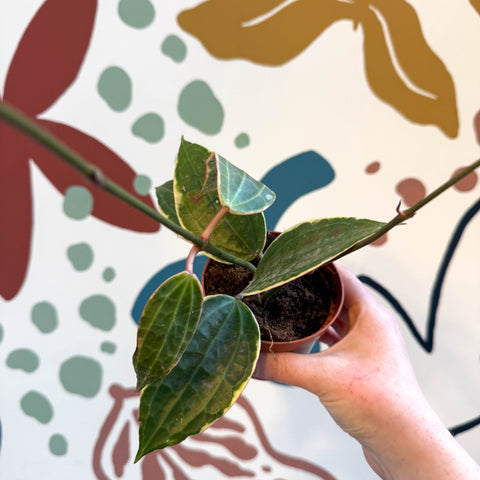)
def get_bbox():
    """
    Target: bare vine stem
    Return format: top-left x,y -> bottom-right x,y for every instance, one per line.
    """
0,100 -> 256,272
335,157 -> 480,262
1,100 -> 479,279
